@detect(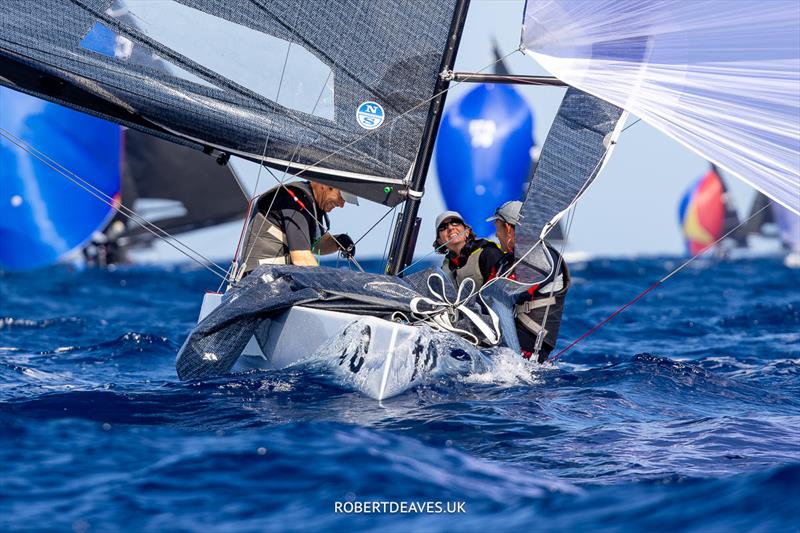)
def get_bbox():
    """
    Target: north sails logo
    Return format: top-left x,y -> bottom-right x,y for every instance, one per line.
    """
356,101 -> 385,130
